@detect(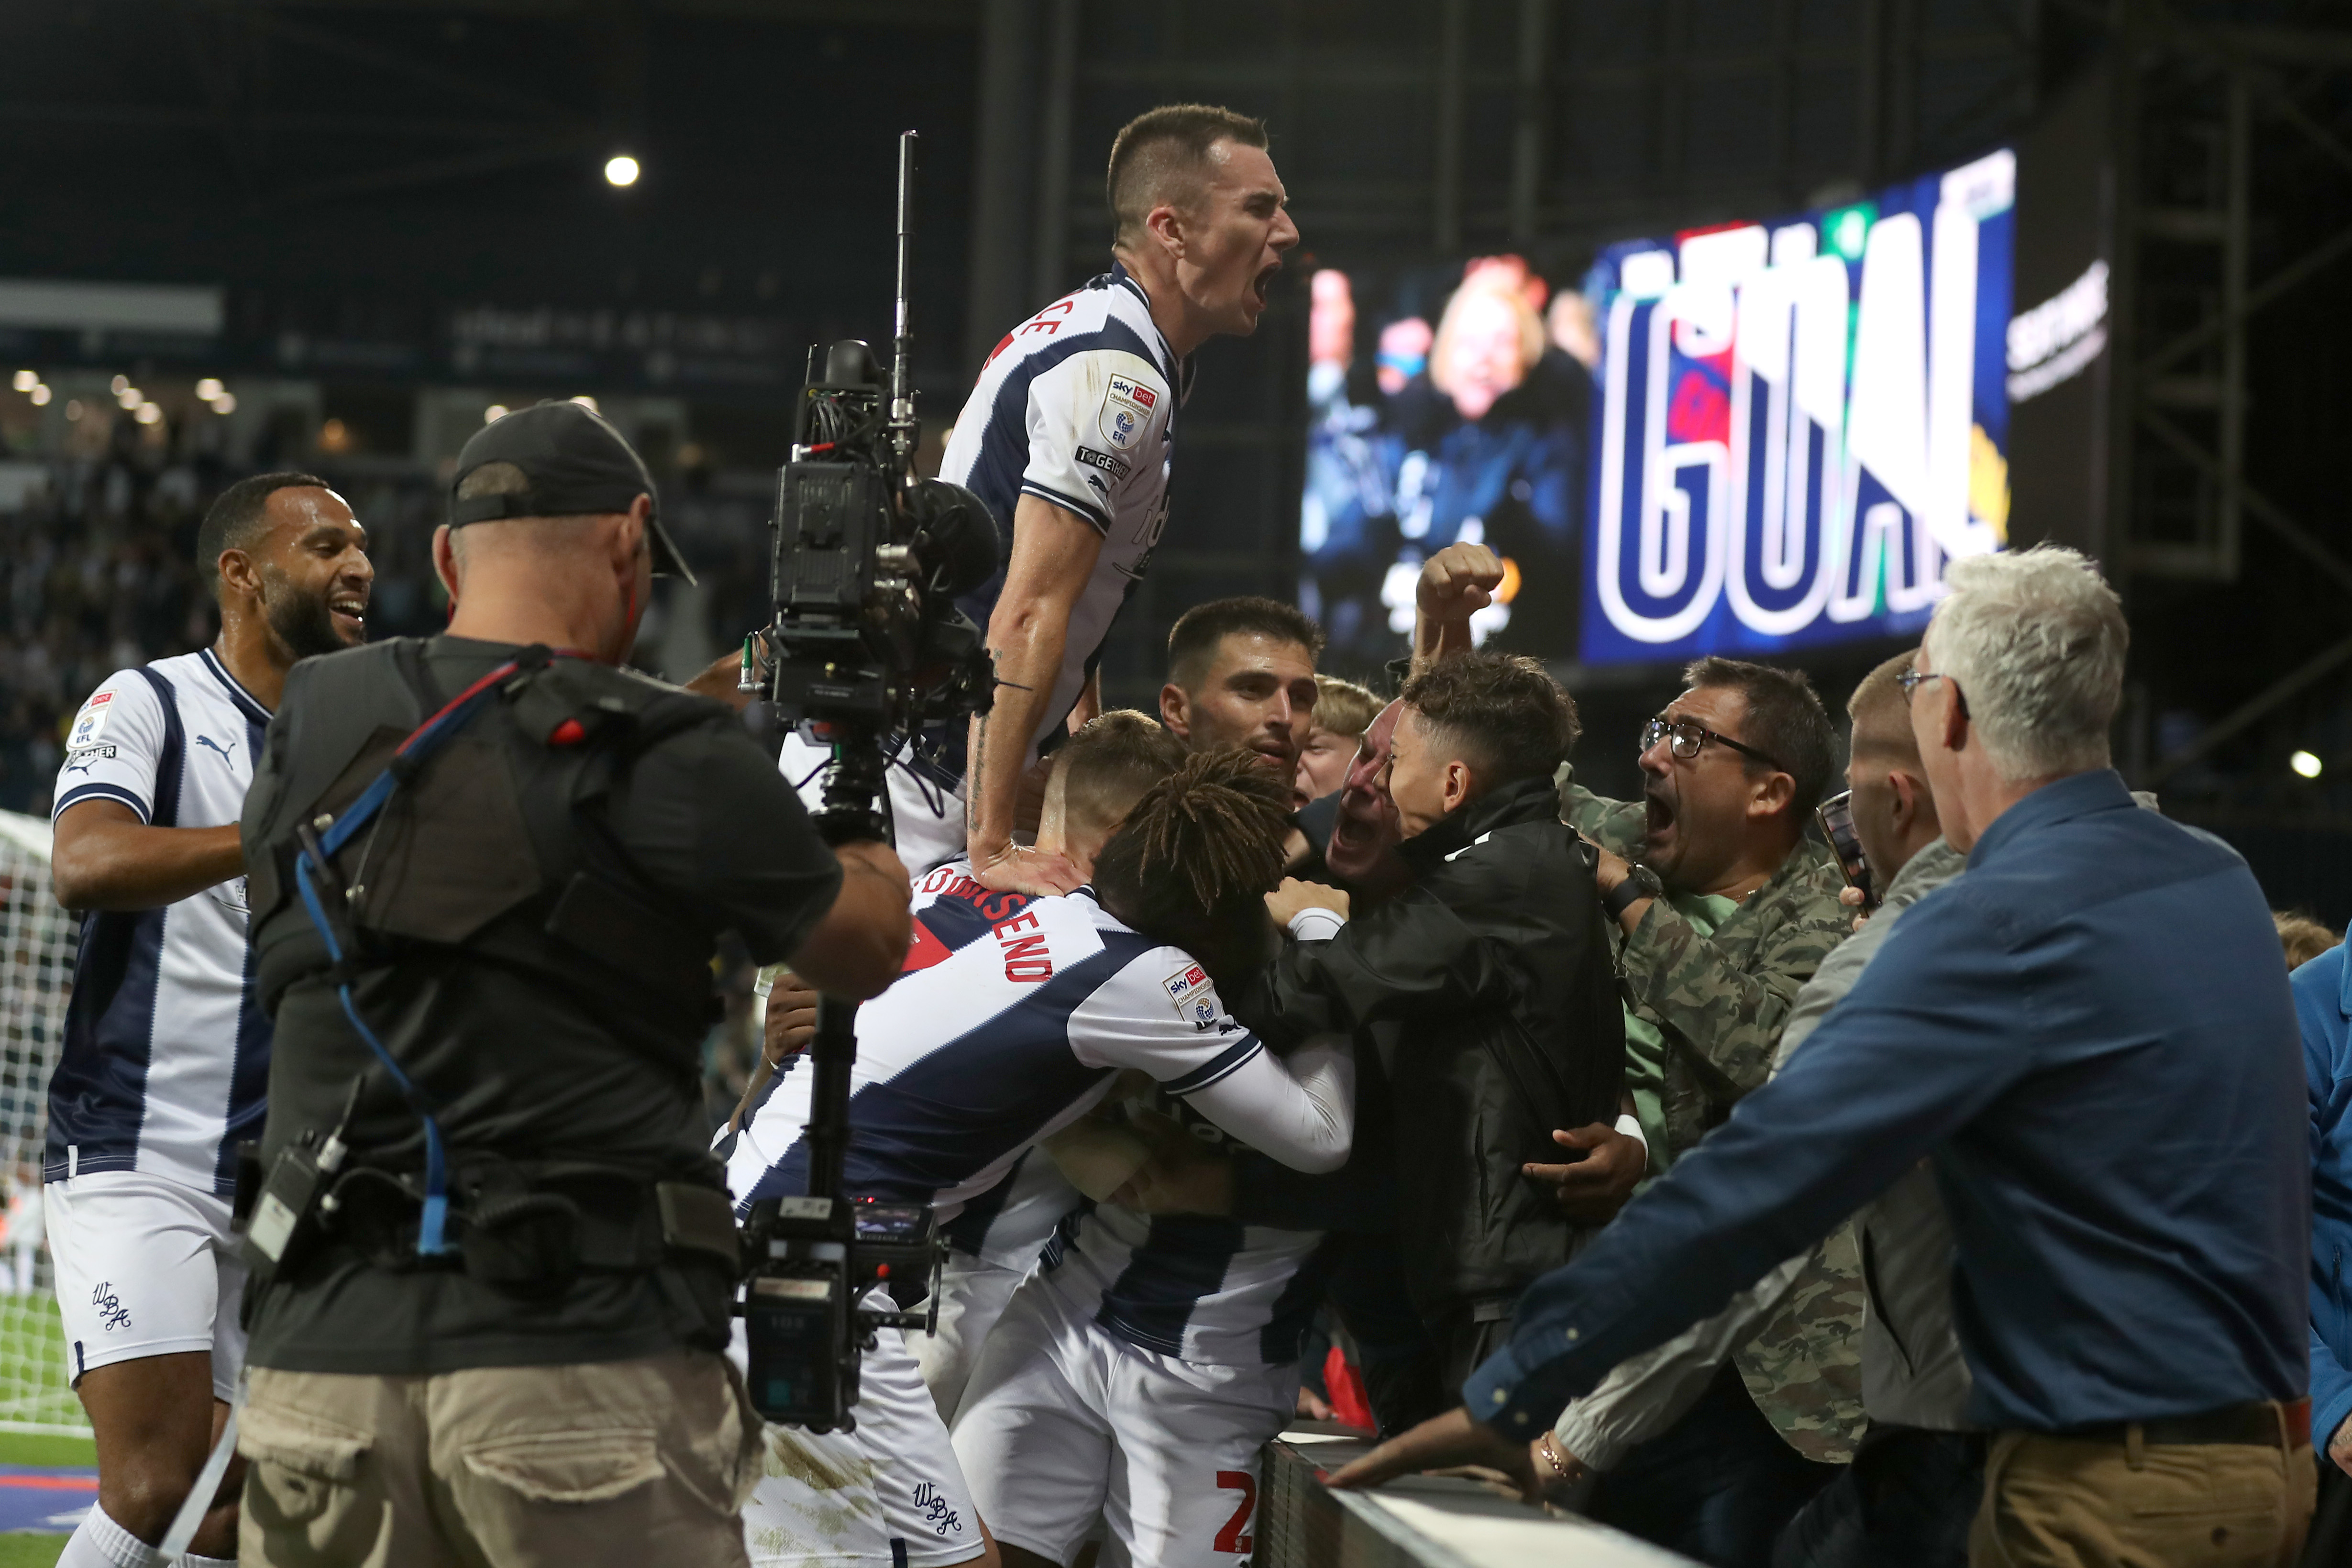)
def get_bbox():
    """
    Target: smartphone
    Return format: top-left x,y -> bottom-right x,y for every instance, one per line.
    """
1814,790 -> 1877,909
